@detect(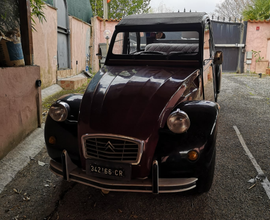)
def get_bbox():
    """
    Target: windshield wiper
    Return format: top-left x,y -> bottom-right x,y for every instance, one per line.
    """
167,51 -> 197,57
134,51 -> 167,55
